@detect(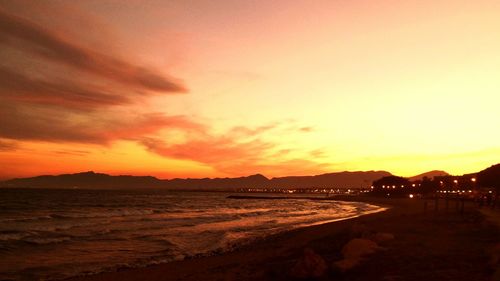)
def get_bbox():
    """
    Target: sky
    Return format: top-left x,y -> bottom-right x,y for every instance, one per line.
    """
0,0 -> 499,180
